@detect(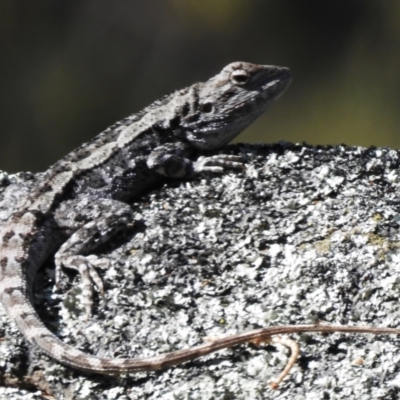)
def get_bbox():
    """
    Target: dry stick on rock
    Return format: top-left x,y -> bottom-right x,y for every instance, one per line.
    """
197,324 -> 400,388
268,336 -> 300,389
102,323 -> 400,371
